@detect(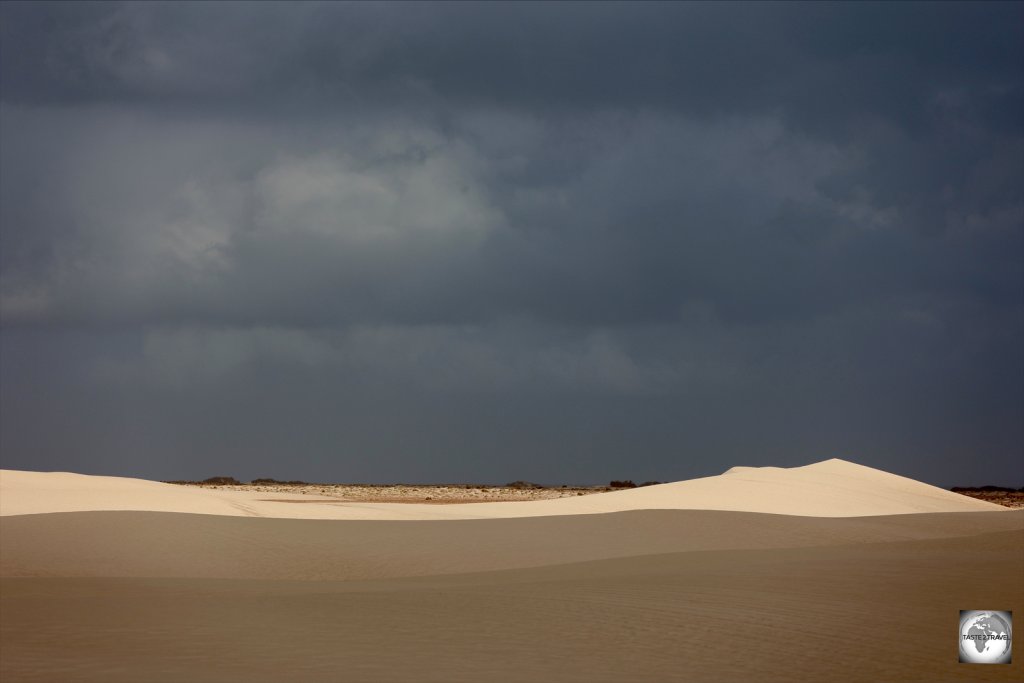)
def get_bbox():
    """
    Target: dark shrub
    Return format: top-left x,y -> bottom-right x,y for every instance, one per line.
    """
506,480 -> 545,489
609,480 -> 637,488
202,476 -> 241,485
